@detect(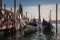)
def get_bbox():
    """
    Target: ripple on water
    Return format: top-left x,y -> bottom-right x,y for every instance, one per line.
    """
1,23 -> 60,40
